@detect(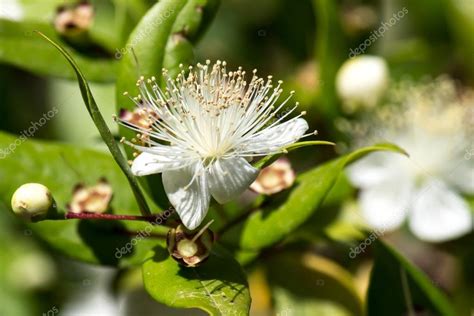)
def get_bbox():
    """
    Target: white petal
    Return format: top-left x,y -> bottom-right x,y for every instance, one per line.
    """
162,163 -> 210,230
347,152 -> 407,188
359,177 -> 413,231
131,146 -> 191,176
241,118 -> 309,154
409,180 -> 473,242
208,157 -> 259,204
